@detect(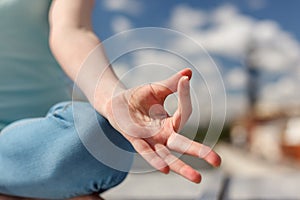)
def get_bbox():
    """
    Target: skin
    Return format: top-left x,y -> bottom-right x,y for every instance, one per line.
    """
105,68 -> 221,183
1,0 -> 221,199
